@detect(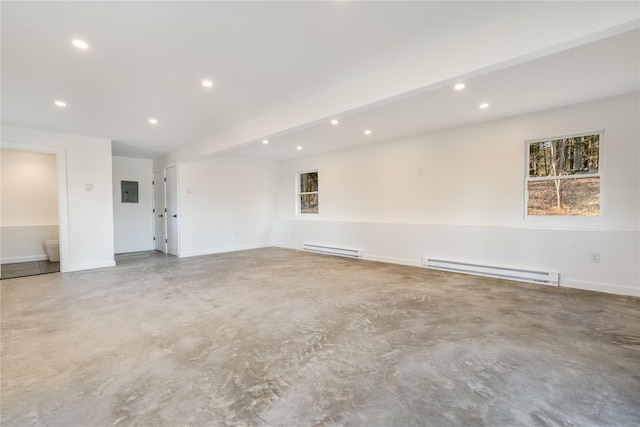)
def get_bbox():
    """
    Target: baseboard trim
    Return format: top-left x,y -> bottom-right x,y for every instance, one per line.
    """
275,245 -> 422,268
364,254 -> 422,268
273,243 -> 299,250
179,243 -> 272,258
63,260 -> 116,273
115,245 -> 155,255
561,279 -> 639,297
1,255 -> 48,264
